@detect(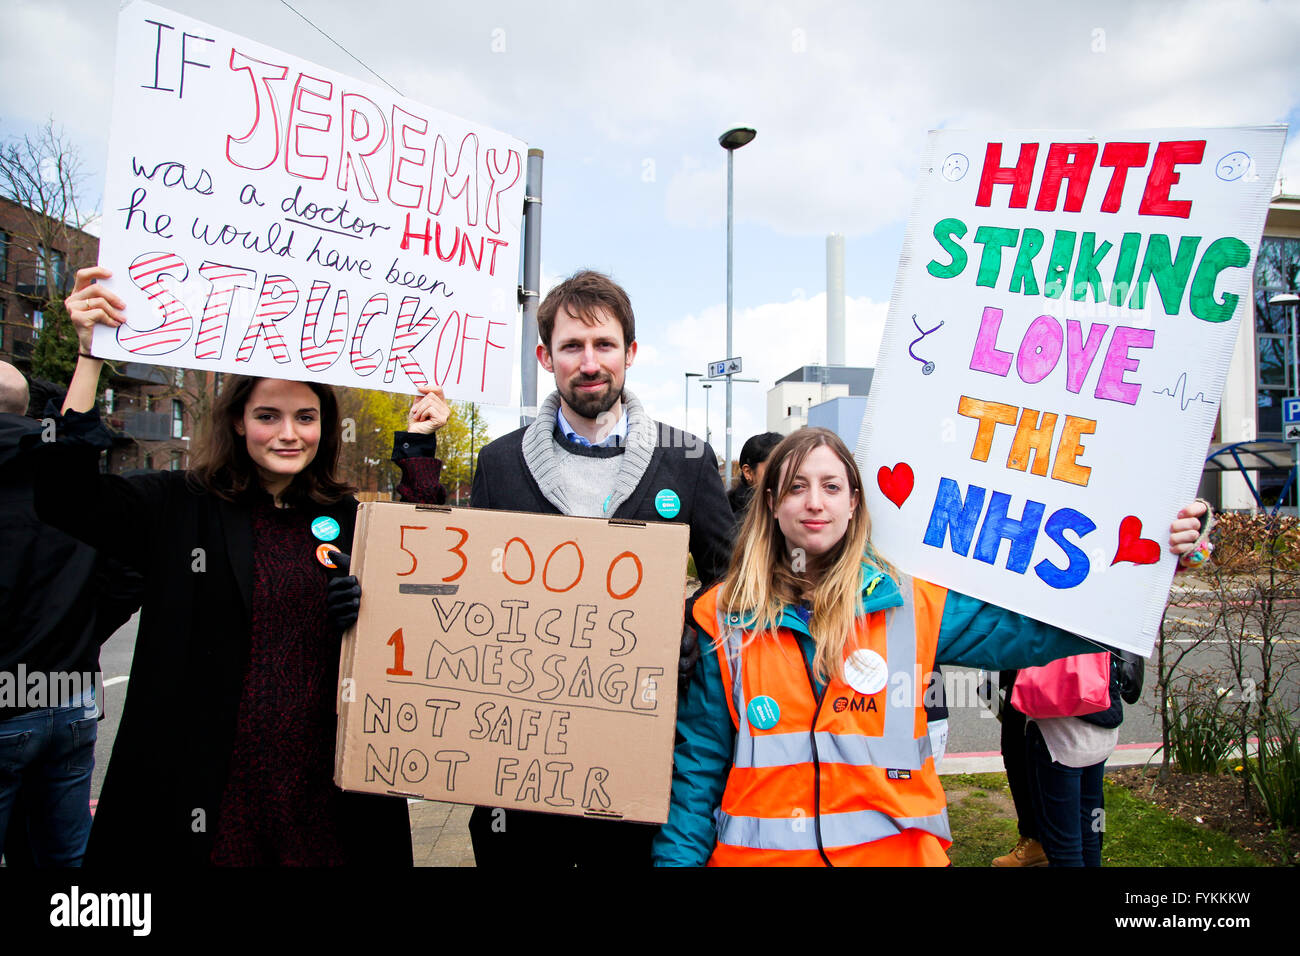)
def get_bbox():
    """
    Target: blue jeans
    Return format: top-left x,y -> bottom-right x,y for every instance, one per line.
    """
1026,720 -> 1104,867
0,704 -> 97,867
